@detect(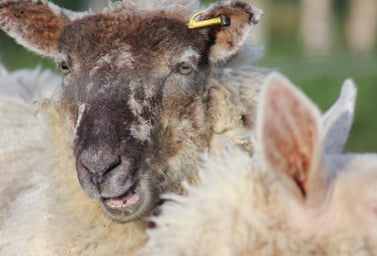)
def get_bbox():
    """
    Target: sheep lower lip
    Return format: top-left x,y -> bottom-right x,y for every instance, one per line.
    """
102,186 -> 140,210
